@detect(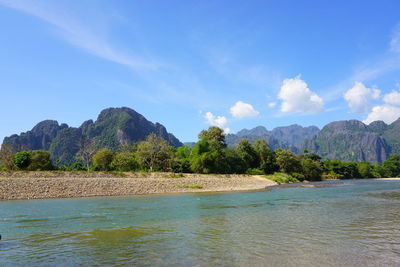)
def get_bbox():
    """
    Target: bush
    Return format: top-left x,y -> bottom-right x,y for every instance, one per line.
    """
246,168 -> 265,175
12,151 -> 32,170
70,162 -> 85,171
92,148 -> 115,171
291,172 -> 305,181
28,150 -> 53,171
265,172 -> 300,184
